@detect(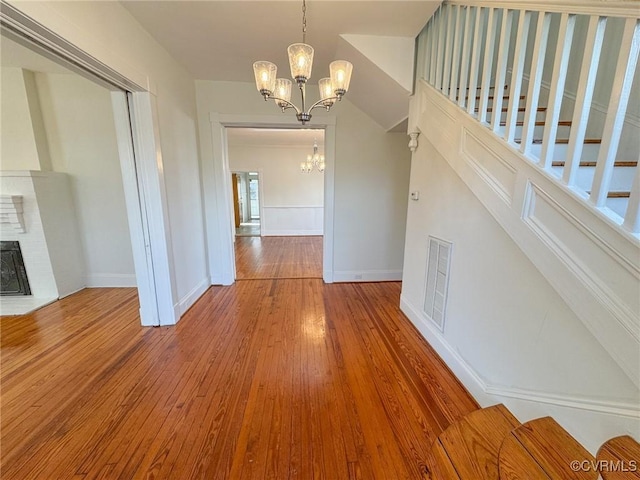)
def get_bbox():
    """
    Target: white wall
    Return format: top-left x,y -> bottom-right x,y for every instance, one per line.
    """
0,68 -> 41,170
9,1 -> 209,315
228,144 -> 324,236
33,171 -> 85,297
401,136 -> 639,452
35,72 -> 136,287
196,80 -> 411,282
